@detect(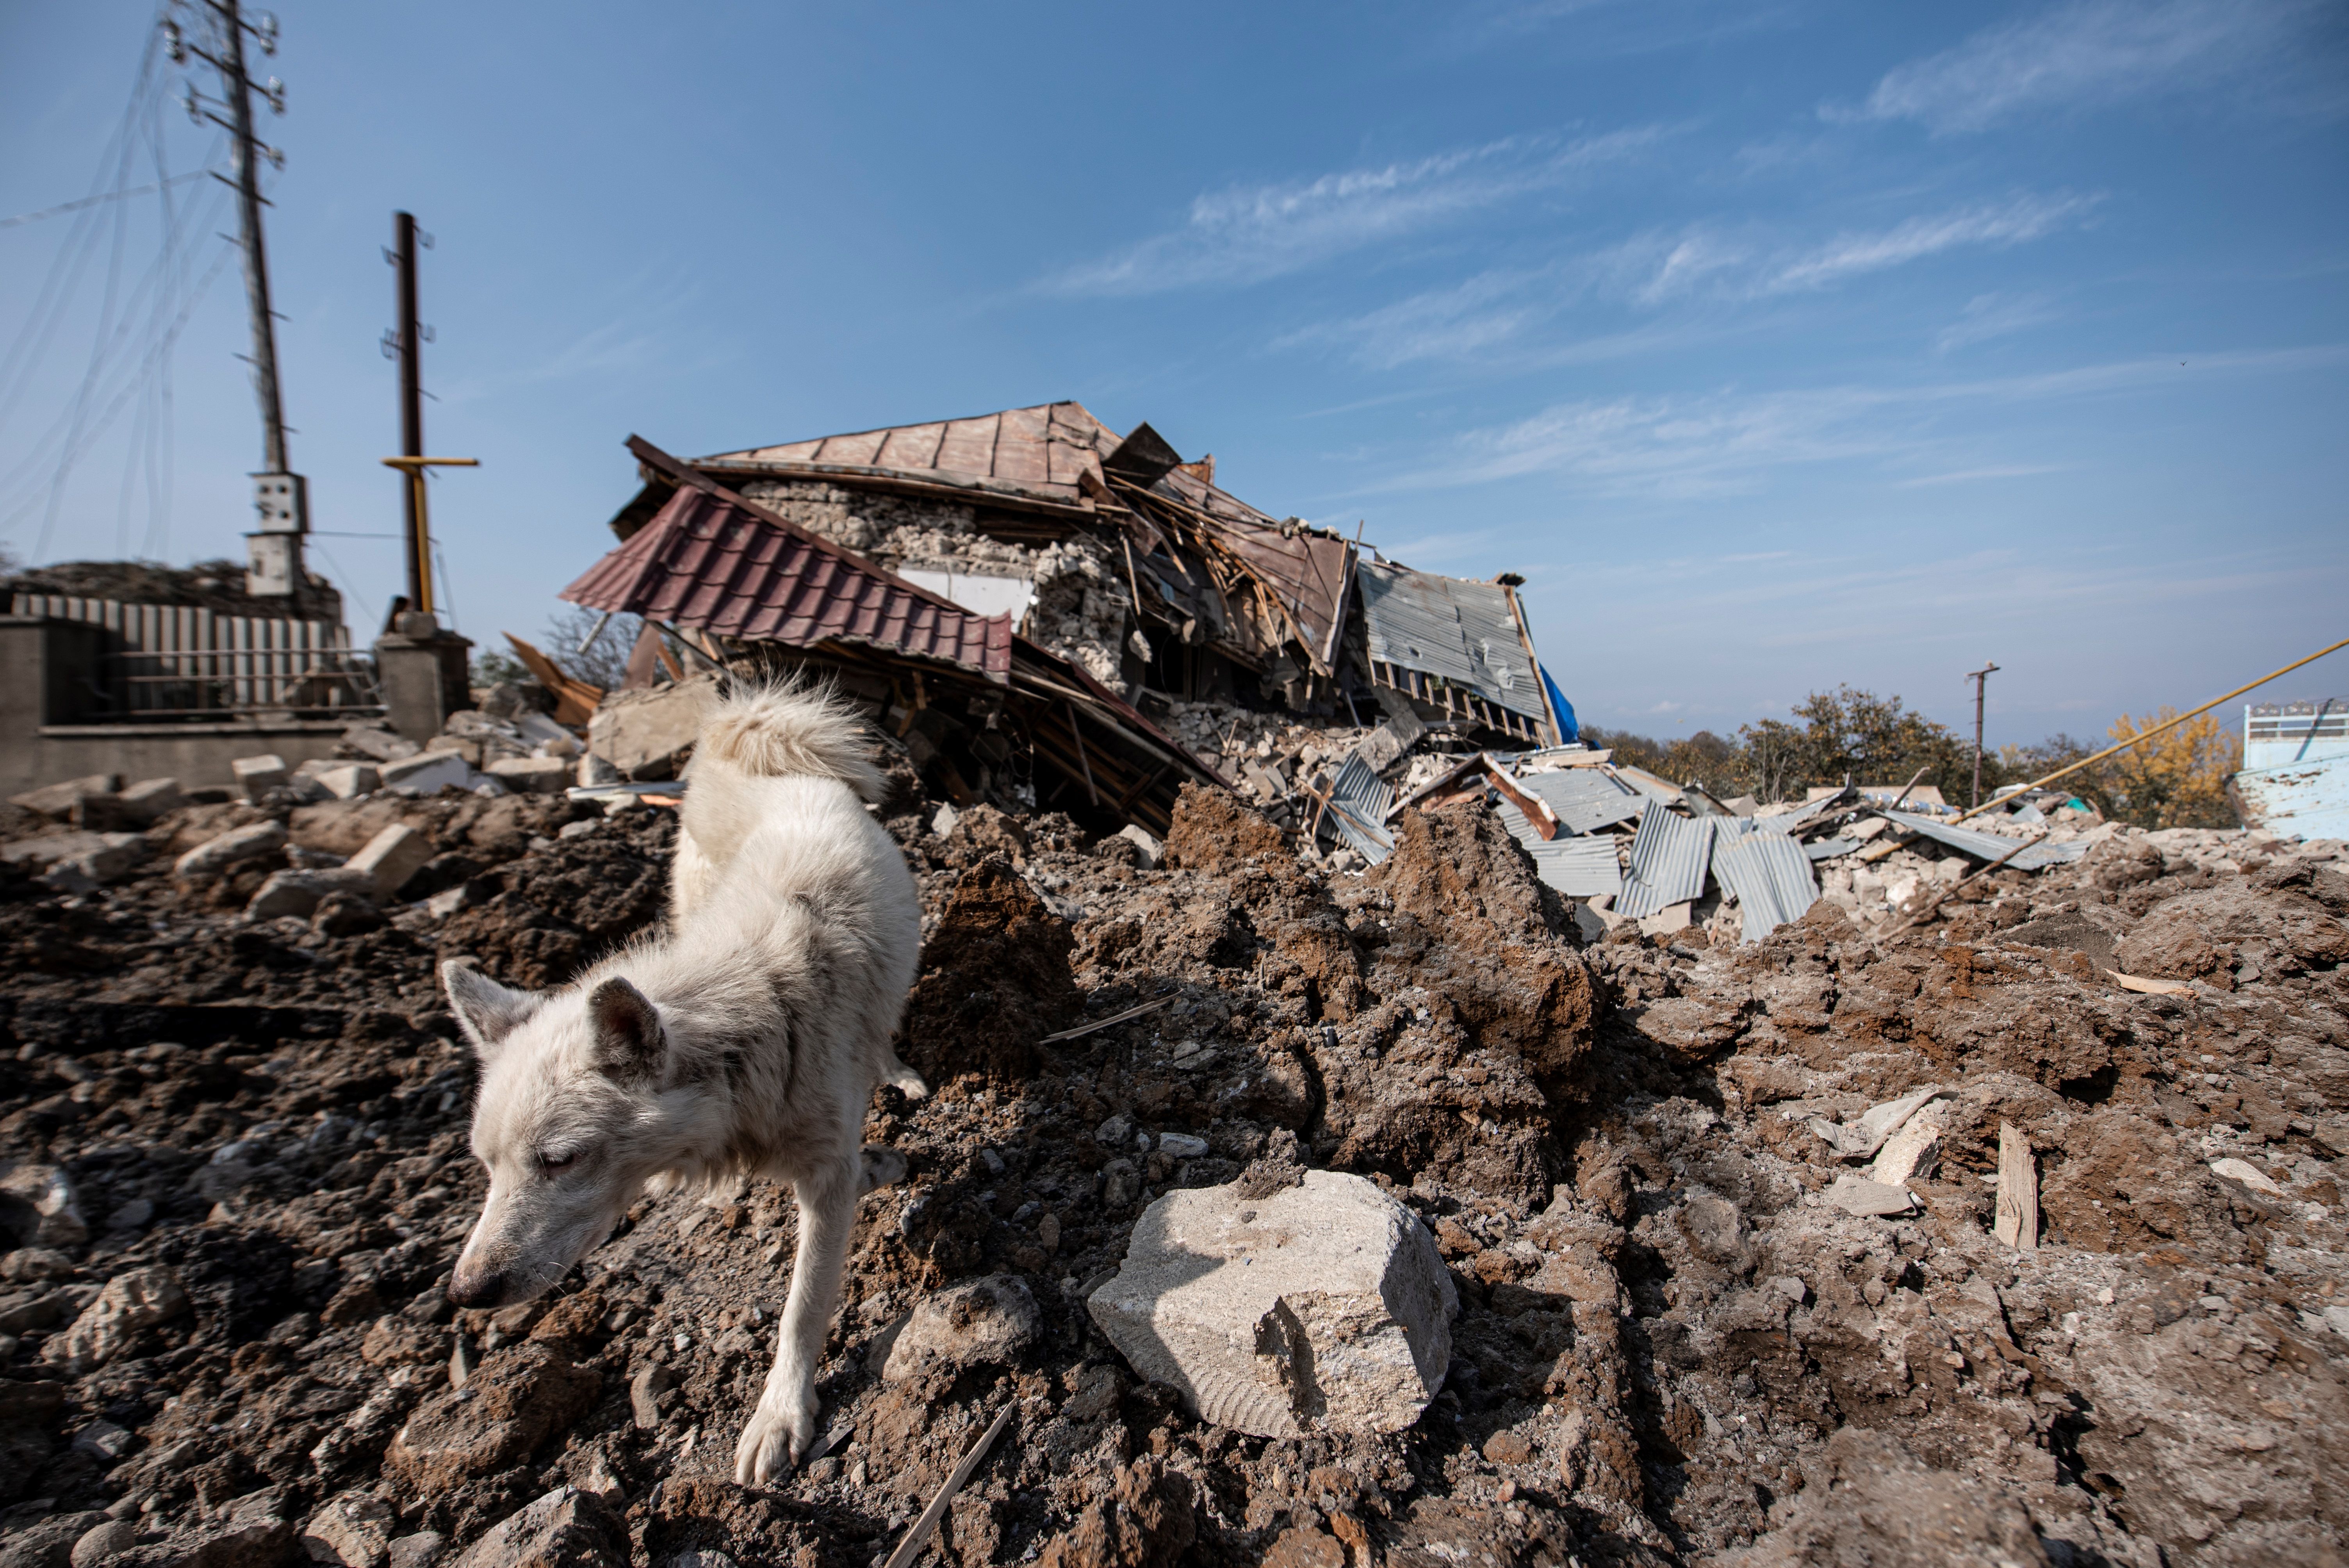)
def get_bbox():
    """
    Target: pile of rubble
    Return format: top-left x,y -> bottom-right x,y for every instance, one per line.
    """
0,690 -> 2344,1567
